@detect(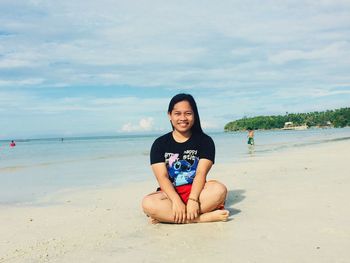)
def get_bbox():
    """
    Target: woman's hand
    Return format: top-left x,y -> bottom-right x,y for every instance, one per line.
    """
186,199 -> 200,221
172,198 -> 187,224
